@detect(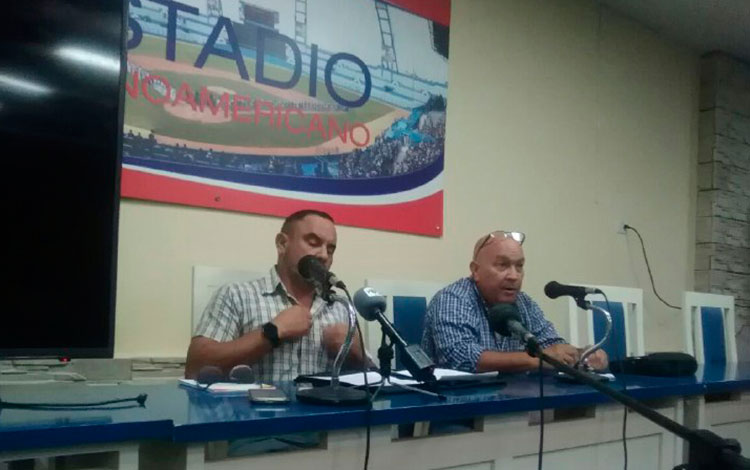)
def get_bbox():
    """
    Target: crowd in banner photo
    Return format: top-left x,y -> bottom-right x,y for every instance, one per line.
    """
123,96 -> 446,180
